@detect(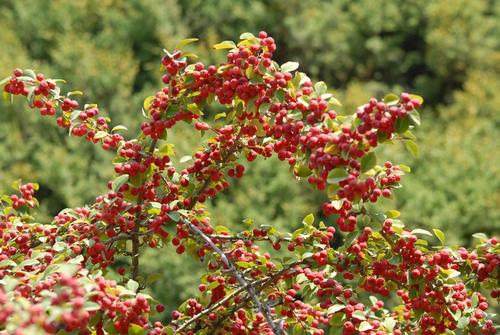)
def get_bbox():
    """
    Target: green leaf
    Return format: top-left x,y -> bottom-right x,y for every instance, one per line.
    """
433,228 -> 445,245
404,140 -> 419,157
358,321 -> 373,332
18,259 -> 39,268
409,94 -> 424,105
213,41 -> 236,50
327,304 -> 345,314
67,90 -> 84,97
179,155 -> 192,163
235,261 -> 252,269
239,32 -> 255,40
183,52 -> 198,59
395,116 -> 410,134
58,263 -> 79,276
344,231 -> 360,247
24,69 -> 36,79
84,301 -> 100,311
398,164 -> 411,172
0,76 -> 11,86
472,233 -> 488,242
112,125 -> 128,132
146,272 -> 162,284
331,199 -> 344,210
147,202 -> 161,215
314,81 -> 327,95
352,310 -> 366,320
382,317 -> 396,332
471,293 -> 479,308
457,316 -> 469,329
274,89 -> 285,103
361,152 -> 377,172
294,164 -> 312,178
168,211 -> 181,222
159,143 -> 175,156
411,229 -> 433,237
3,92 -> 12,103
292,323 -> 303,335
112,174 -> 129,192
143,96 -> 155,110
328,96 -> 342,106
69,109 -> 81,121
383,94 -> 399,105
441,268 -> 461,279
187,103 -> 202,116
175,38 -> 199,49
53,241 -> 67,252
259,103 -> 271,113
303,214 -> 314,225
127,279 -> 139,292
323,116 -> 335,131
27,86 -> 35,105
281,61 -> 299,73
327,168 -> 348,184
214,112 -> 226,120
385,210 -> 400,219
94,131 -> 108,139
403,130 -> 417,140
0,260 -> 17,268
408,110 -> 421,126
17,76 -> 36,82
128,323 -> 147,335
